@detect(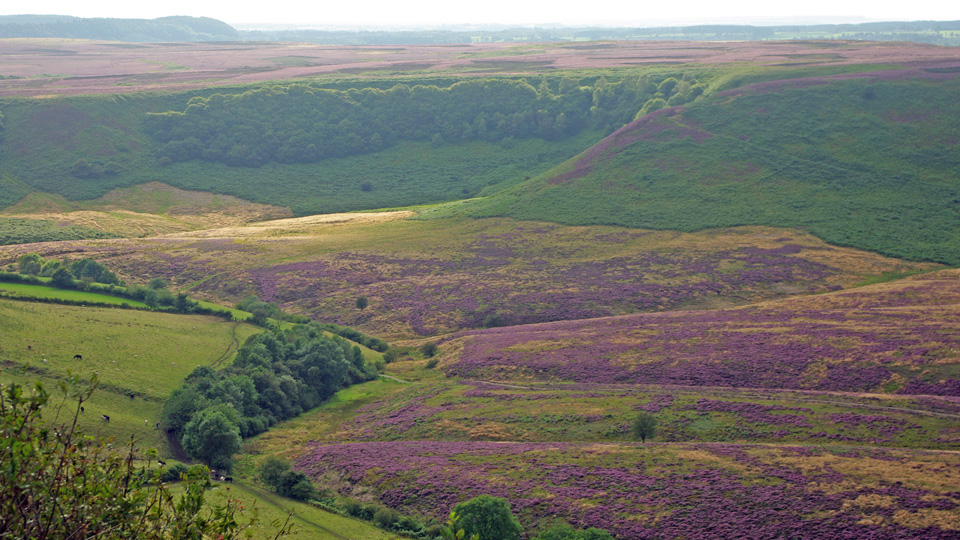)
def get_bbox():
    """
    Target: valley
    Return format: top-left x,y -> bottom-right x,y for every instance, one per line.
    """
1,33 -> 959,540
